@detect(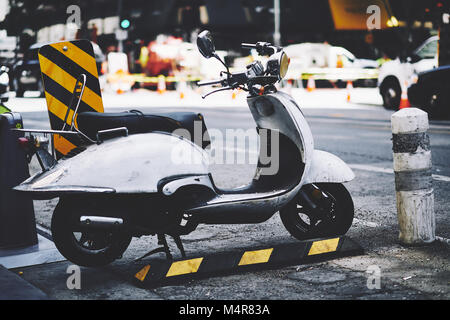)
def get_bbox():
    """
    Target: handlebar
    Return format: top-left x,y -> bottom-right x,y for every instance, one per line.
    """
241,42 -> 280,56
241,43 -> 257,49
197,79 -> 224,87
